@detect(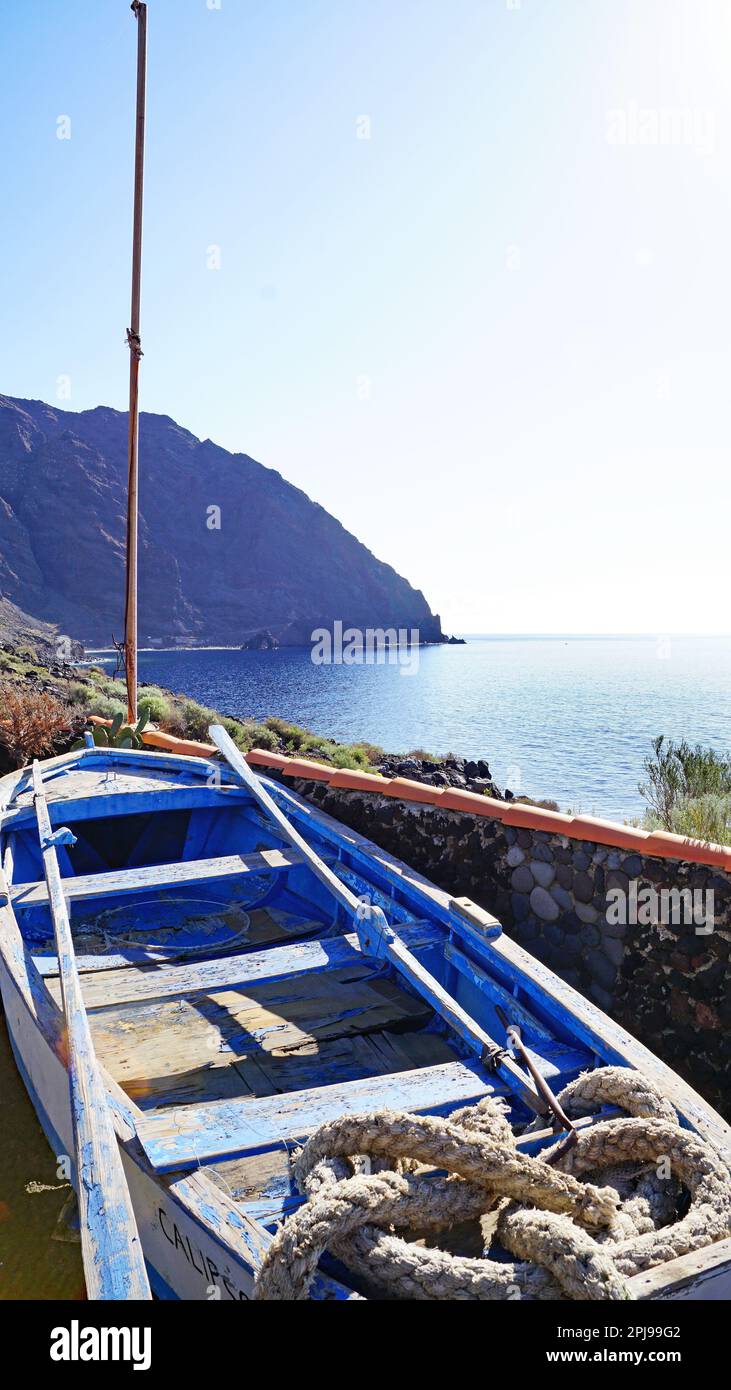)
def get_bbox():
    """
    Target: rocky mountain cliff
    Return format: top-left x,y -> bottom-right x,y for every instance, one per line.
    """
0,395 -> 446,648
